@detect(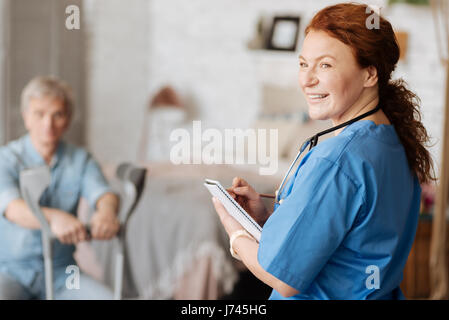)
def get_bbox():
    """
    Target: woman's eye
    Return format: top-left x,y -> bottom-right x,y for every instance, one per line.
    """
321,63 -> 331,68
299,62 -> 307,68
